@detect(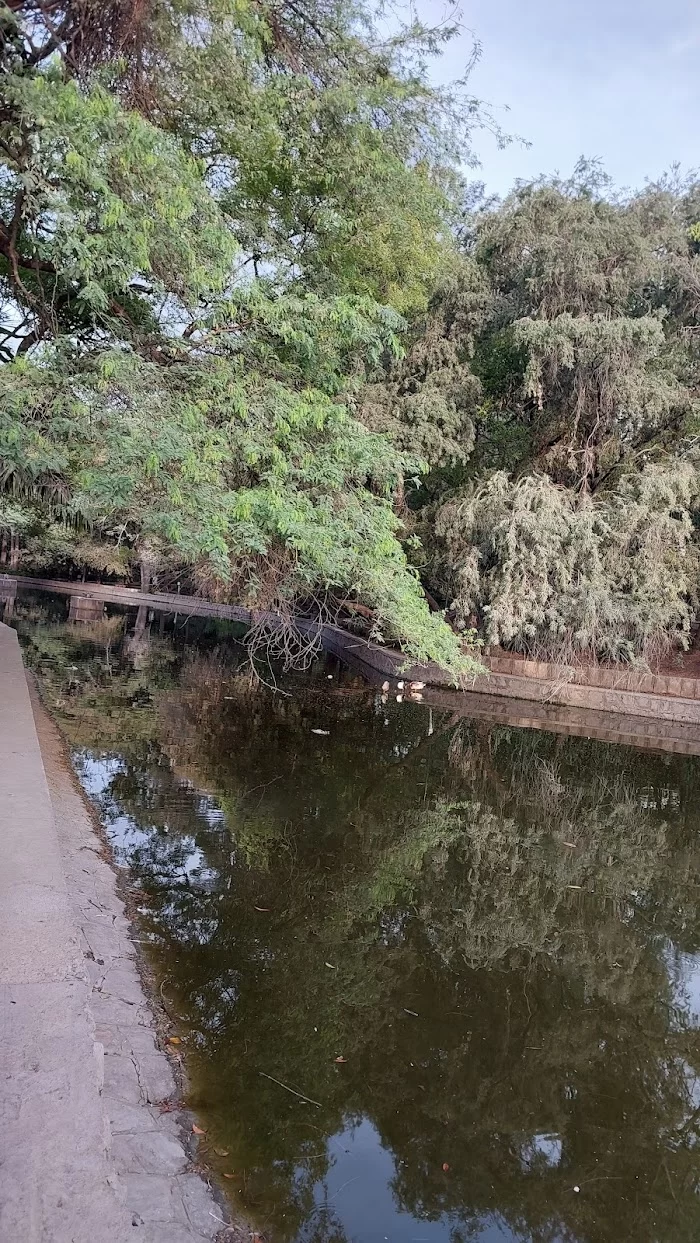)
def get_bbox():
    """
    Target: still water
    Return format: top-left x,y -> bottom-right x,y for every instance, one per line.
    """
9,592 -> 700,1243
